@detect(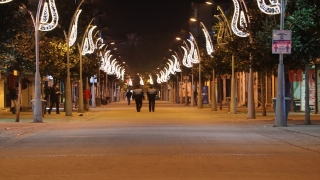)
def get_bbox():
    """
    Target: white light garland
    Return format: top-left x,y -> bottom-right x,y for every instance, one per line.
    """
140,76 -> 144,85
172,55 -> 181,72
149,74 -> 154,85
39,0 -> 59,31
256,0 -> 280,15
231,0 -> 250,37
200,22 -> 214,56
187,39 -> 200,64
121,69 -> 125,81
156,73 -> 161,84
69,9 -> 82,47
181,46 -> 192,68
82,26 -> 96,55
0,0 -> 13,4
